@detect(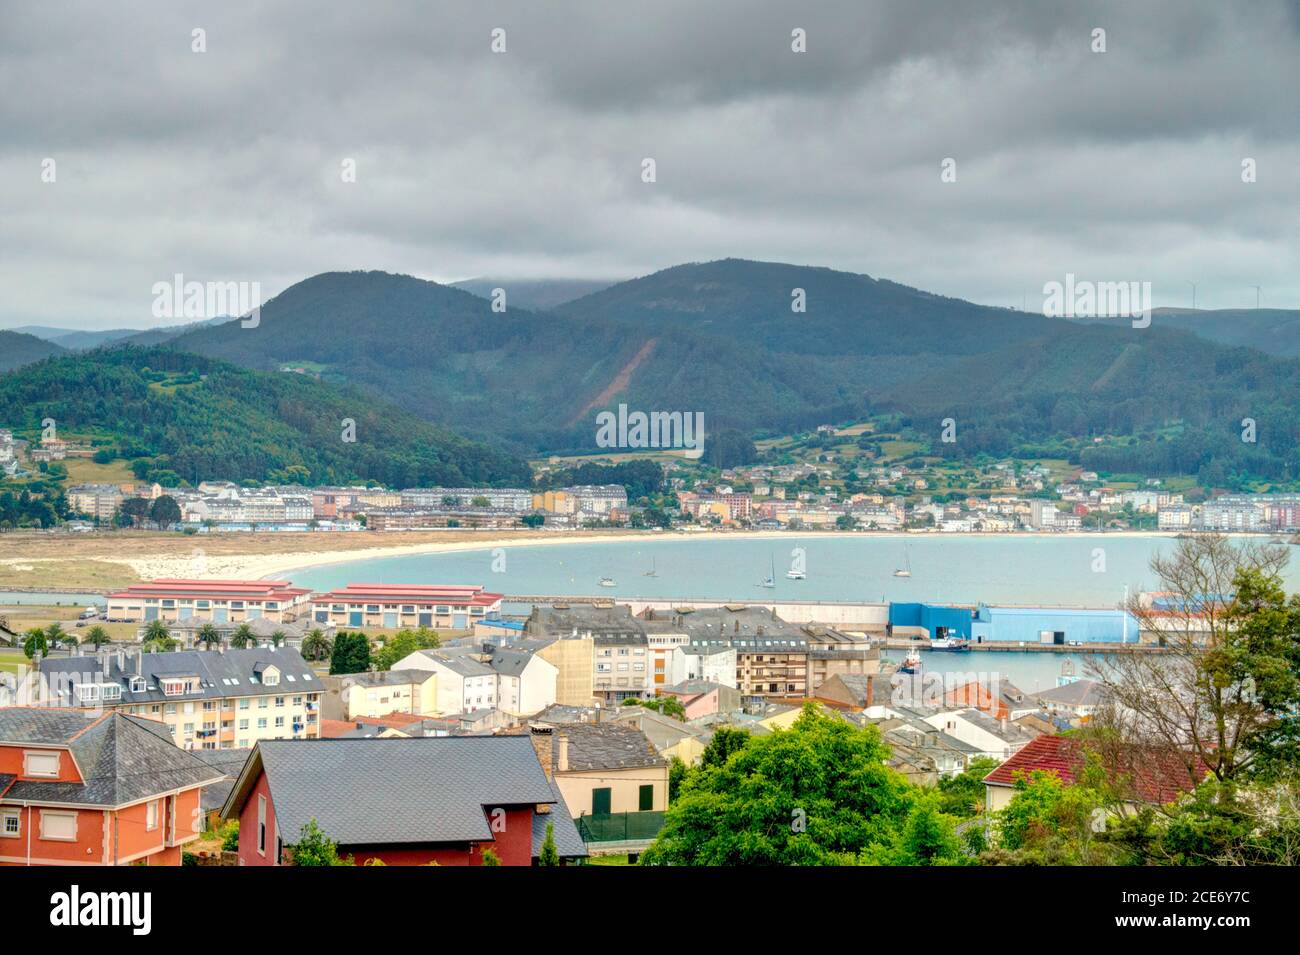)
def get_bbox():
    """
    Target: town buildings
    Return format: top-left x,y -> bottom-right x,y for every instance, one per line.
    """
36,647 -> 325,750
106,579 -> 311,625
0,707 -> 222,866
308,583 -> 504,629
